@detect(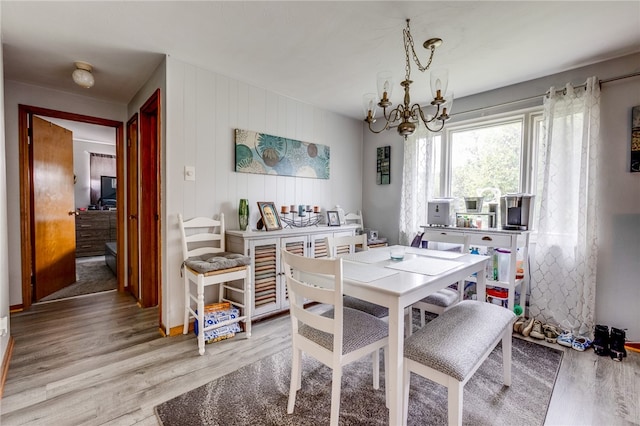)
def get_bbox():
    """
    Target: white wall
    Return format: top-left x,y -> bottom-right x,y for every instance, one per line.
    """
363,52 -> 640,340
3,80 -> 127,306
162,56 -> 363,331
0,1 -> 12,369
